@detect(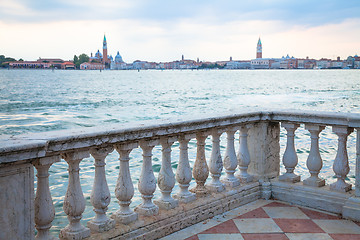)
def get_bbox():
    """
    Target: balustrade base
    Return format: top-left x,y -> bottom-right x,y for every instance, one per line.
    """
59,227 -> 90,240
135,204 -> 159,216
236,174 -> 253,183
154,198 -> 179,210
111,211 -> 138,225
221,178 -> 241,188
279,173 -> 301,183
206,182 -> 225,193
303,177 -> 325,187
343,197 -> 360,222
190,185 -> 209,197
87,218 -> 115,233
330,181 -> 352,192
173,193 -> 196,203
